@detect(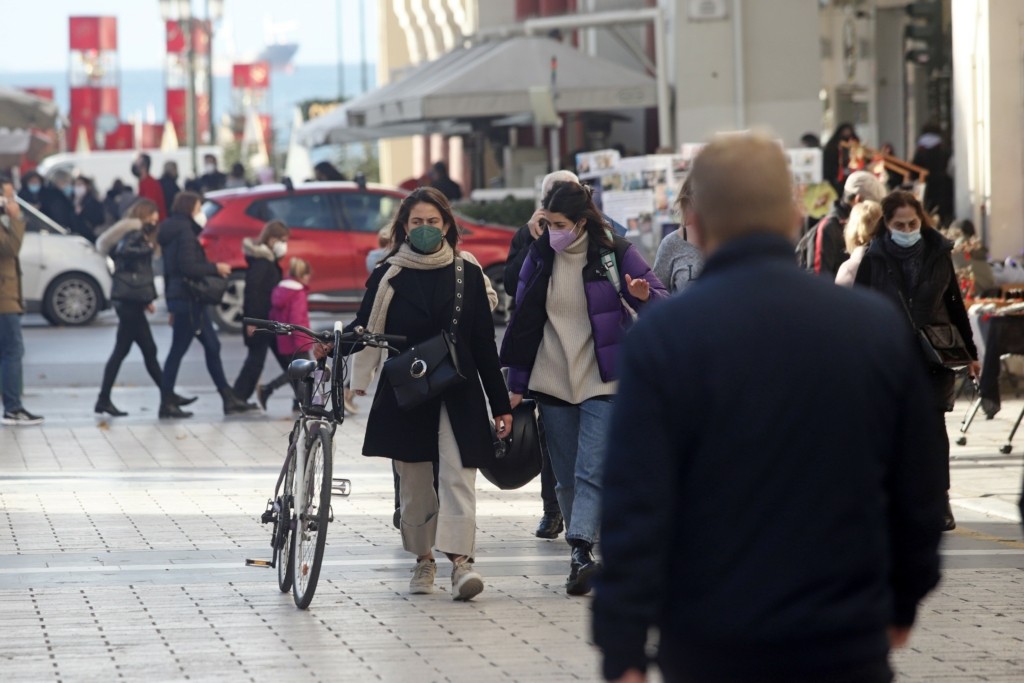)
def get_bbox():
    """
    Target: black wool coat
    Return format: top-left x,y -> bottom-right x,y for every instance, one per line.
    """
241,244 -> 282,348
157,213 -> 219,302
350,258 -> 512,467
